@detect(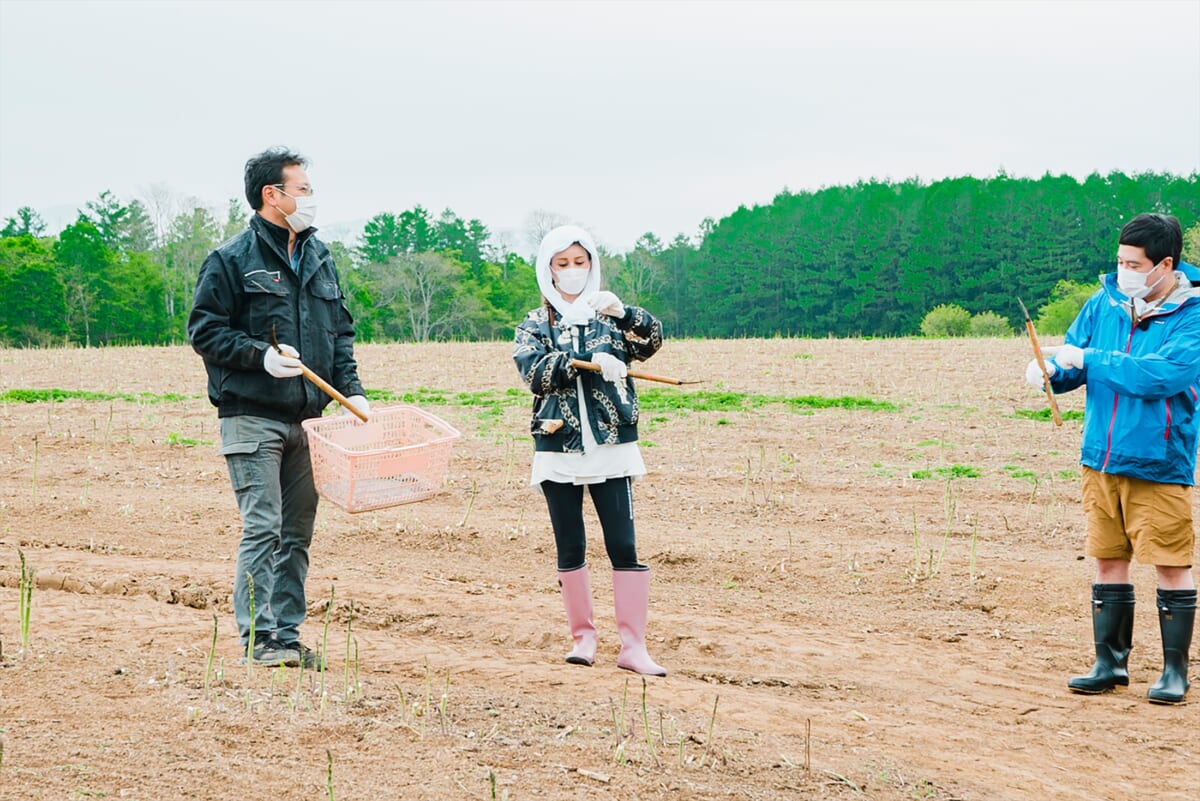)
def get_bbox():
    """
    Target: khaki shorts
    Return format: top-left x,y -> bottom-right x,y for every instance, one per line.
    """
1081,466 -> 1195,566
